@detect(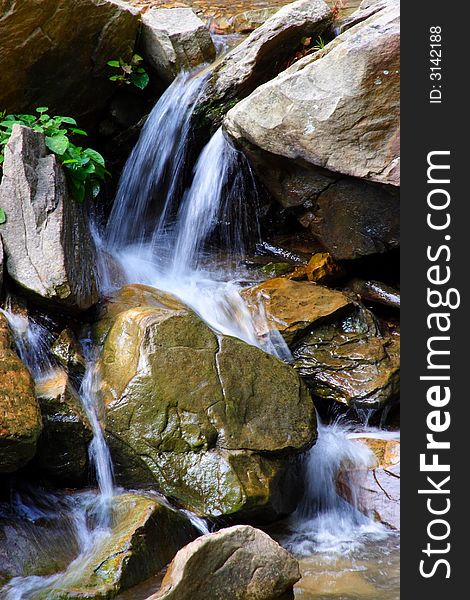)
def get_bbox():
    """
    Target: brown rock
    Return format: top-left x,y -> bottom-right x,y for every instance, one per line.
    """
149,525 -> 300,600
0,313 -> 42,473
243,278 -> 352,343
0,0 -> 141,129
